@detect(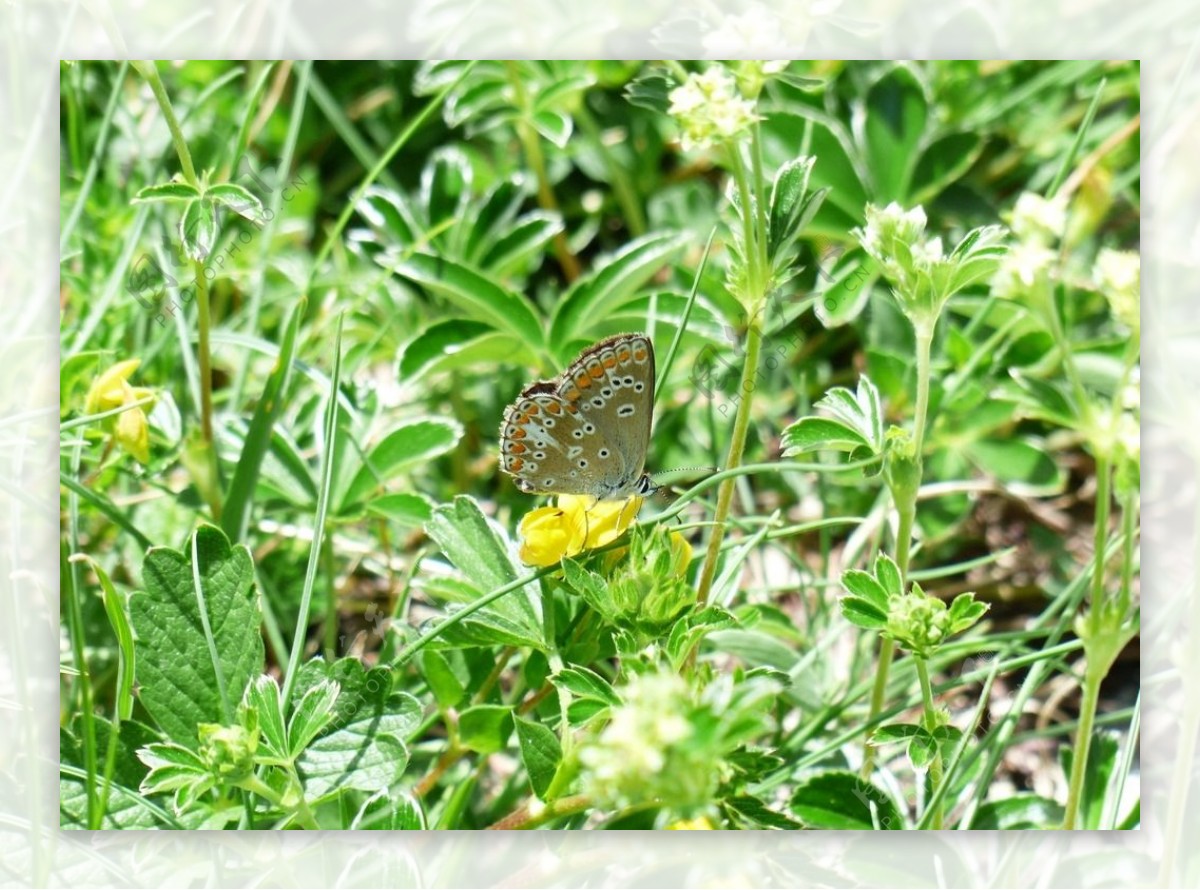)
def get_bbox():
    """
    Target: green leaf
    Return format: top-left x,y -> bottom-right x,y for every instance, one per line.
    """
947,592 -> 989,634
79,557 -> 135,720
423,496 -> 543,649
244,675 -> 289,763
963,438 -> 1063,493
221,299 -> 304,542
366,492 -> 436,527
61,721 -> 168,829
552,665 -> 621,706
724,795 -> 805,830
624,68 -> 674,113
287,679 -> 340,759
397,319 -> 493,380
840,597 -> 888,629
206,182 -> 265,222
341,417 -> 463,509
295,688 -> 420,800
133,181 -> 201,203
515,717 -> 562,801
862,64 -> 928,202
909,131 -> 983,205
969,793 -> 1064,829
420,650 -> 466,709
389,252 -> 544,348
1082,731 -> 1121,830
136,741 -> 210,798
790,770 -> 904,829
907,731 -> 938,769
874,554 -> 903,599
457,704 -> 514,754
130,525 -> 263,747
781,417 -> 869,455
530,109 -> 572,148
869,722 -> 926,745
179,198 -> 217,262
840,569 -> 888,611
481,211 -> 564,274
351,787 -> 426,829
549,231 -> 689,349
767,156 -> 815,257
